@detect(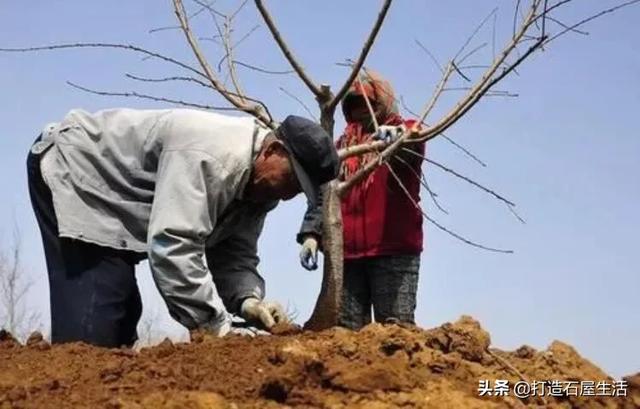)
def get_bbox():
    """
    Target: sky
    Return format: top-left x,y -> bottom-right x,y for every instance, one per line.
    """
0,1 -> 638,378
